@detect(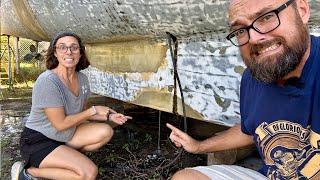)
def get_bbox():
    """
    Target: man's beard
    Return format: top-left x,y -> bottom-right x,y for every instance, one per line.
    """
243,24 -> 309,83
